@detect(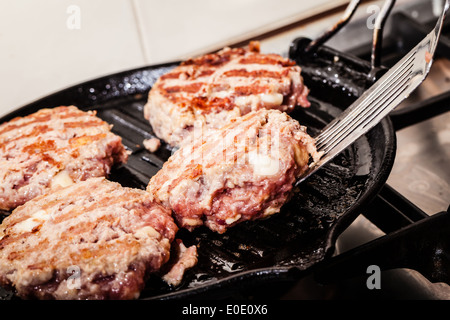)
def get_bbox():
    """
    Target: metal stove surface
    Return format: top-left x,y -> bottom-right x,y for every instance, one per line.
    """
325,0 -> 450,217
324,0 -> 450,299
257,0 -> 450,299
